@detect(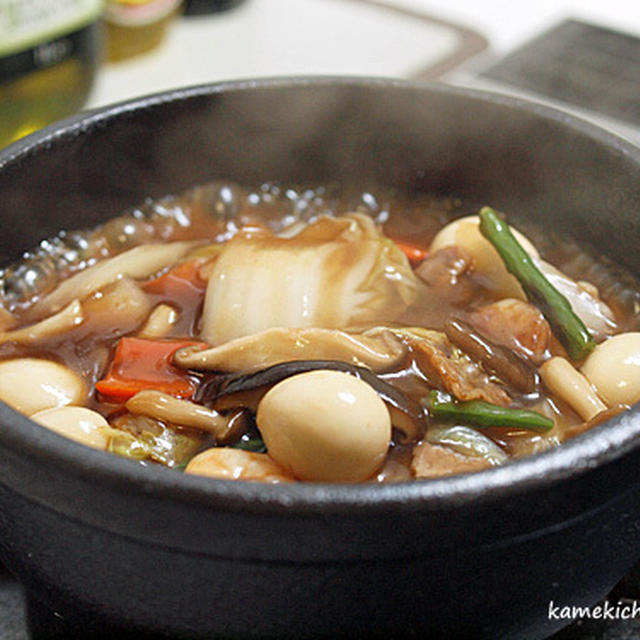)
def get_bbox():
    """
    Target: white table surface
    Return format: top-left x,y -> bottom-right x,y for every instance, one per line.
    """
88,0 -> 640,108
394,0 -> 640,52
